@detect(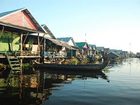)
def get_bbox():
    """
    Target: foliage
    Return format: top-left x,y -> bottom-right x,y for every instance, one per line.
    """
80,58 -> 89,64
0,31 -> 19,43
22,63 -> 35,74
0,79 -> 7,87
62,57 -> 79,65
70,57 -> 79,65
22,63 -> 32,70
0,31 -> 20,51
